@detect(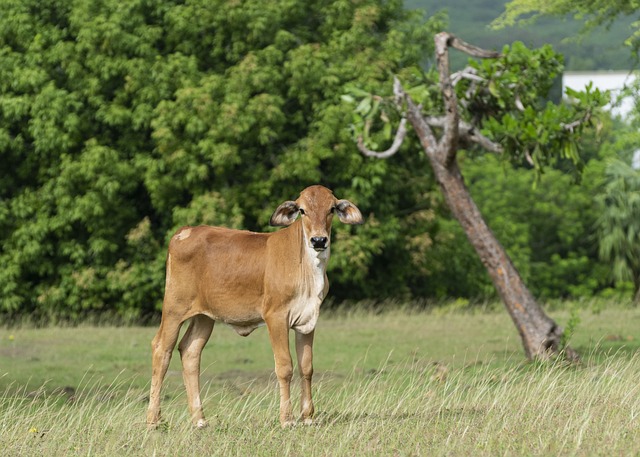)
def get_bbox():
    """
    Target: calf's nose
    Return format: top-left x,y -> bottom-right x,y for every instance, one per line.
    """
310,236 -> 328,250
